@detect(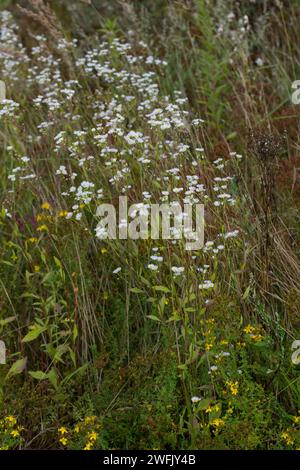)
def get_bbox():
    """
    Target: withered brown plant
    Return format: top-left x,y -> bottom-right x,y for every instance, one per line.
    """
17,0 -> 72,72
248,130 -> 286,292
